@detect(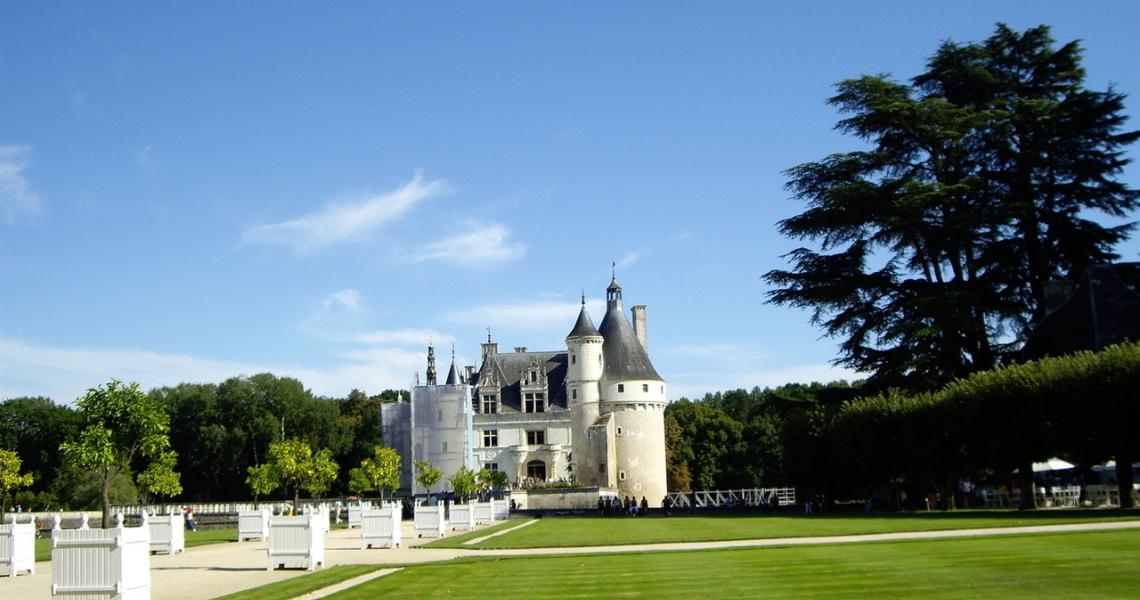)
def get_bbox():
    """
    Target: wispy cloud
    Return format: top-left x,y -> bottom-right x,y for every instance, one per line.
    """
0,144 -> 42,223
413,220 -> 525,267
348,328 -> 453,347
241,171 -> 447,253
445,298 -> 606,332
616,250 -> 642,269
